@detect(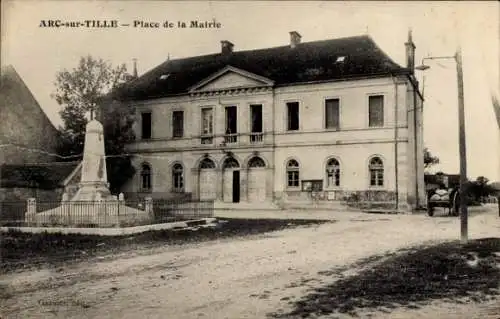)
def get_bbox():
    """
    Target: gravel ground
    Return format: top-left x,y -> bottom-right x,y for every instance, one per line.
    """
1,206 -> 499,319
